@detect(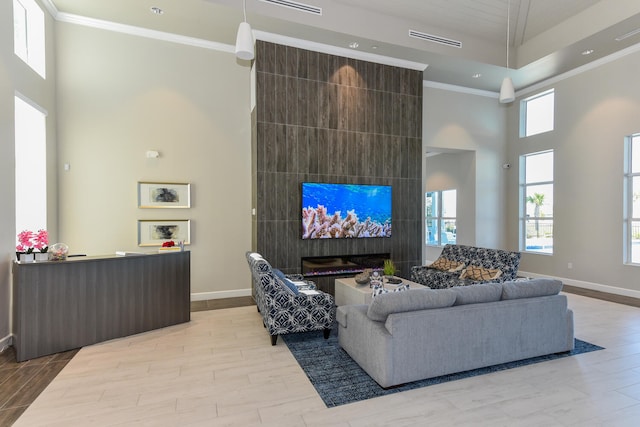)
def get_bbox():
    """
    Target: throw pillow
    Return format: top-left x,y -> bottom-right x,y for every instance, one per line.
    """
272,270 -> 299,295
459,265 -> 503,281
429,257 -> 465,272
371,283 -> 410,298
